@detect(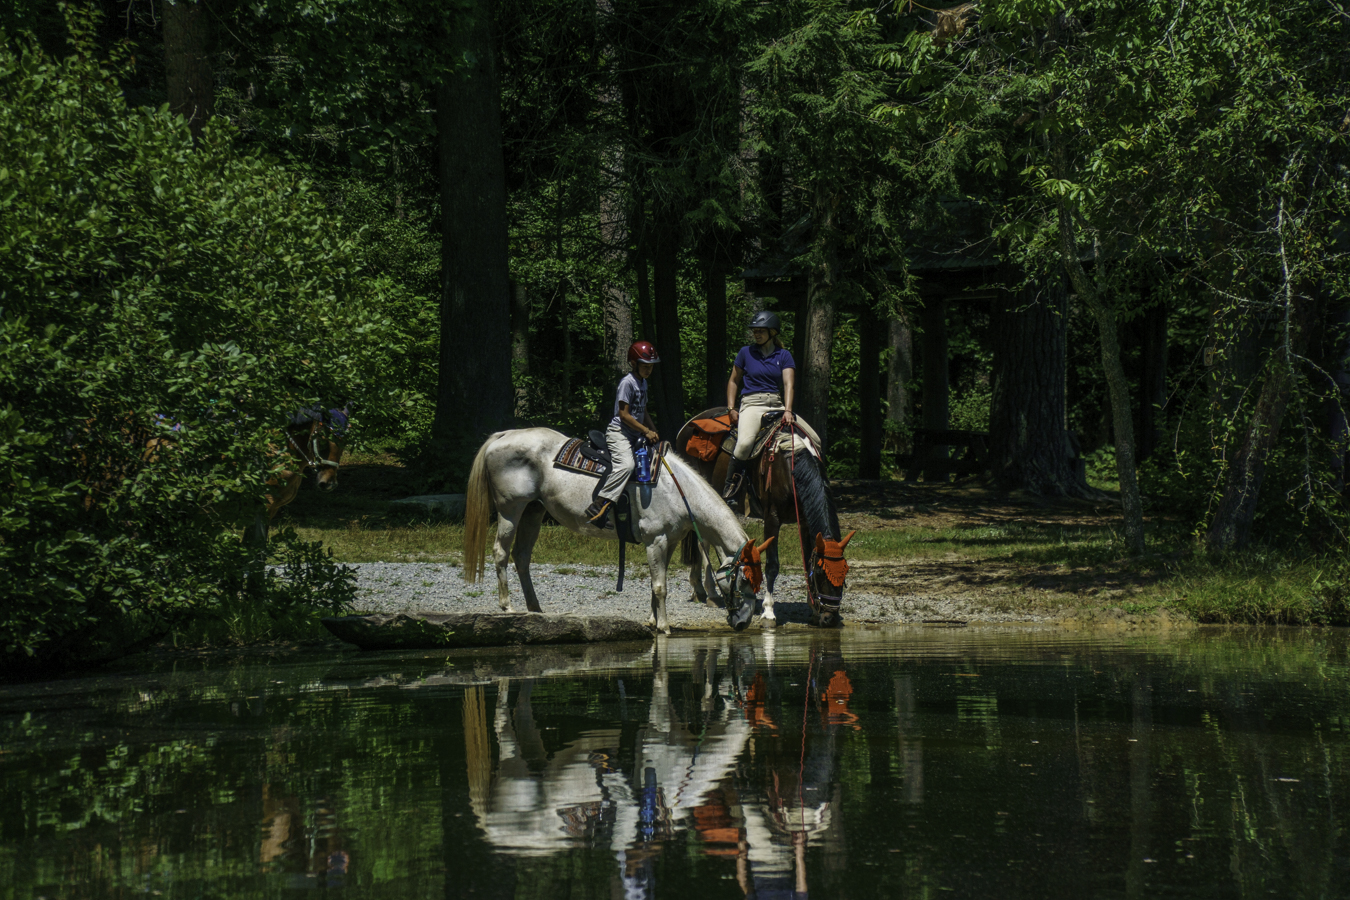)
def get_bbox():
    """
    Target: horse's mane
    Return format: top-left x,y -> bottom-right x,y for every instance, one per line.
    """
791,454 -> 840,545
